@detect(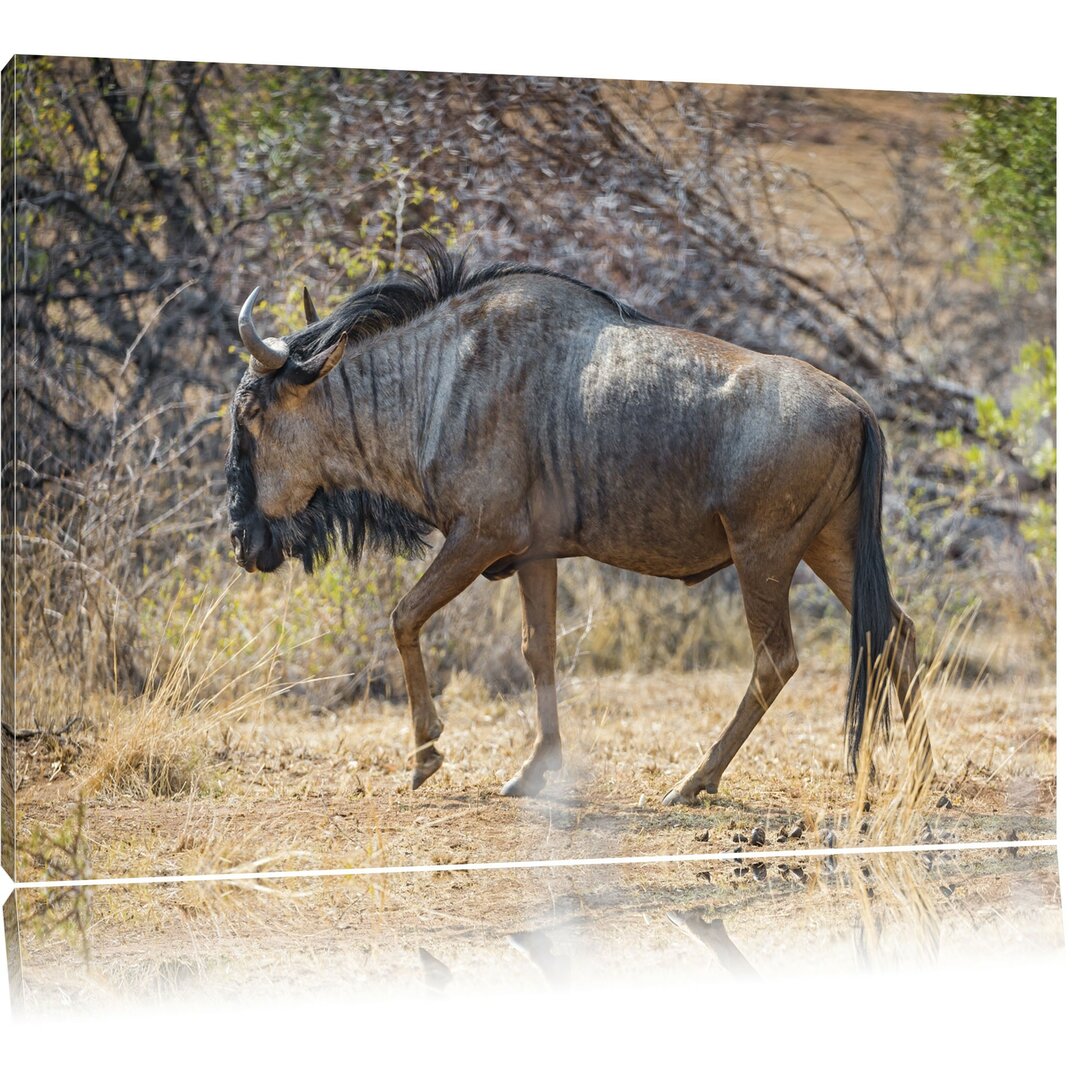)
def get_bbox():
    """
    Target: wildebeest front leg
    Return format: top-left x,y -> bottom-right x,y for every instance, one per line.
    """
393,524 -> 511,790
501,559 -> 562,797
